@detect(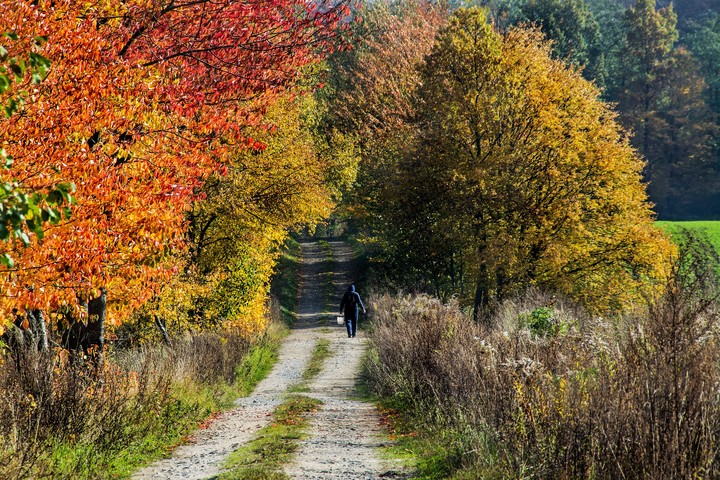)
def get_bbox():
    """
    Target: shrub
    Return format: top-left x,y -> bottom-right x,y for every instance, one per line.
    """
517,306 -> 572,337
365,284 -> 720,478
